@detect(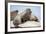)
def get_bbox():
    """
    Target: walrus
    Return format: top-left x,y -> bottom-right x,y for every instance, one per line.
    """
13,8 -> 39,27
21,8 -> 39,23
